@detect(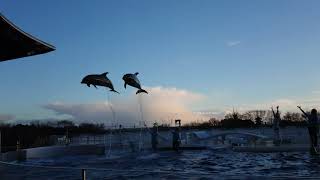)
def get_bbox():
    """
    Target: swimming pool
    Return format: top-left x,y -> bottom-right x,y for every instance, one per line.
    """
1,149 -> 320,179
